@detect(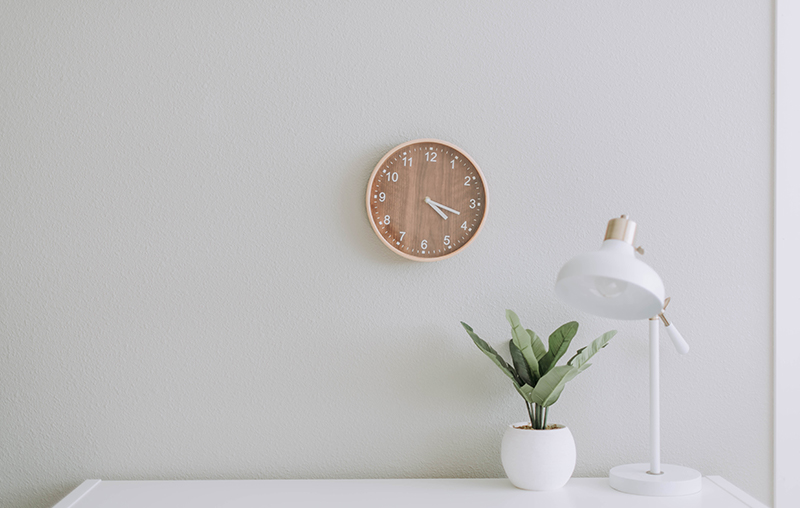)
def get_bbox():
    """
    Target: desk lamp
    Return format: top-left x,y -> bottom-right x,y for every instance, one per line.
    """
555,215 -> 702,496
